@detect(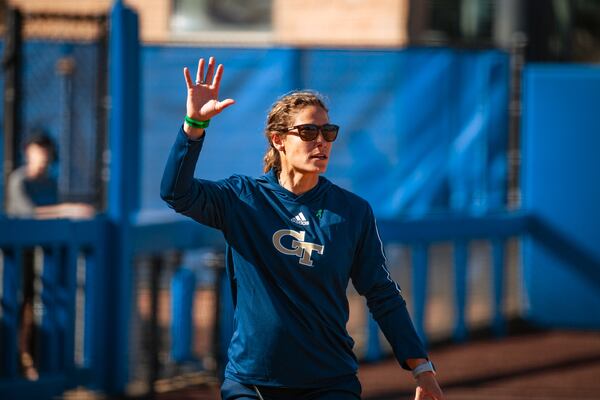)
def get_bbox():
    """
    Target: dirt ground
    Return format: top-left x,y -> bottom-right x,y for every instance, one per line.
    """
143,329 -> 600,400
